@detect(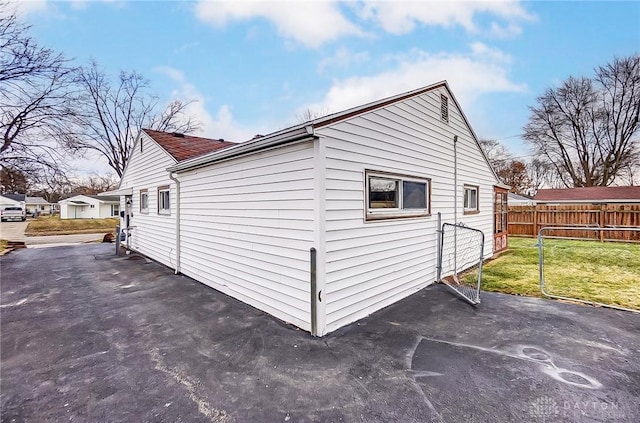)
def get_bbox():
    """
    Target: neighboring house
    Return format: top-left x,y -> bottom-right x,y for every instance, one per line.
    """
26,196 -> 56,215
534,186 -> 640,204
0,193 -> 26,210
107,81 -> 507,336
59,195 -> 120,219
508,193 -> 536,206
